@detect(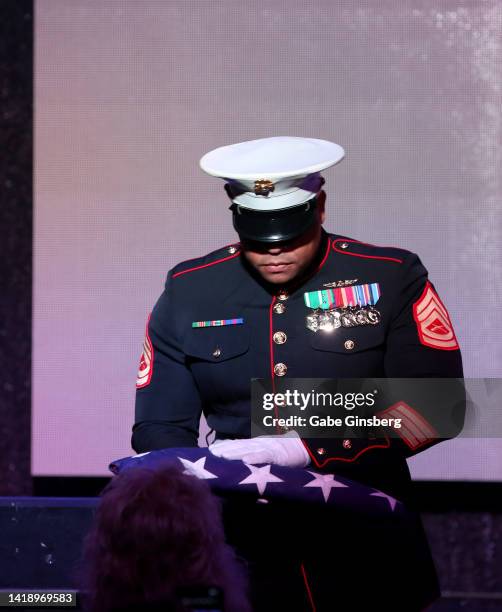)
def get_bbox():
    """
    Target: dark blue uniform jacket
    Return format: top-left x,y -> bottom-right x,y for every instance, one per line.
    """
133,229 -> 464,503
